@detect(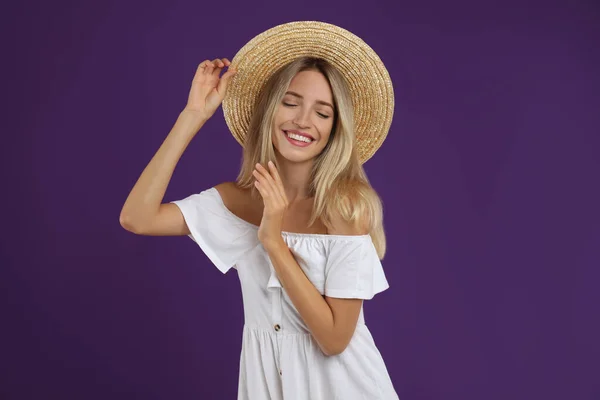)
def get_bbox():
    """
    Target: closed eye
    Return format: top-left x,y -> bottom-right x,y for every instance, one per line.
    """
283,102 -> 330,119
